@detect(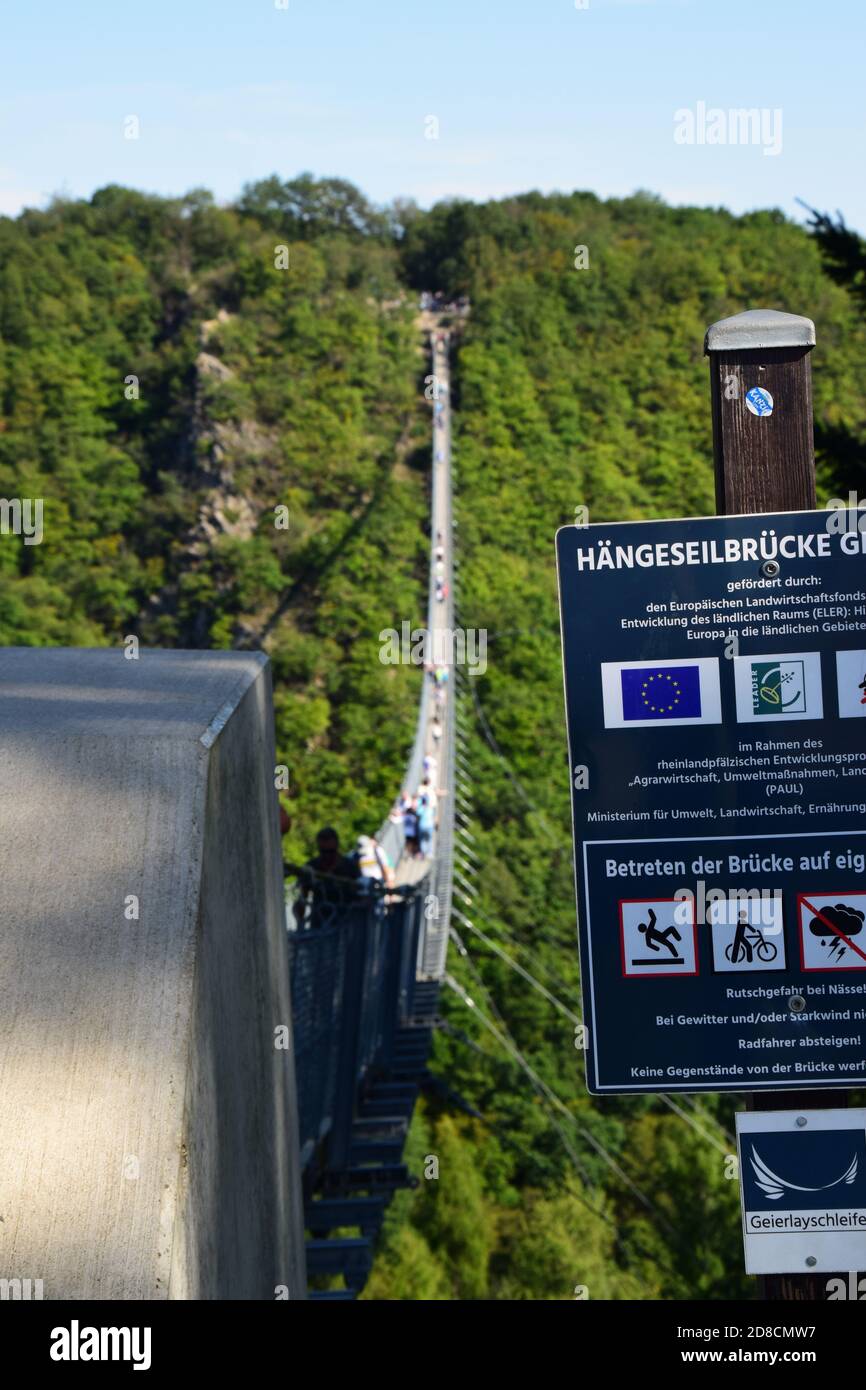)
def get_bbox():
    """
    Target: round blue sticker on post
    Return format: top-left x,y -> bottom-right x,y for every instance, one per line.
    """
745,386 -> 774,417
